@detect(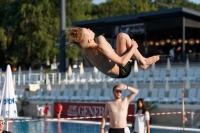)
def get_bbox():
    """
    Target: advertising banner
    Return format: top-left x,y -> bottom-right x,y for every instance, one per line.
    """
54,102 -> 135,122
114,23 -> 145,36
